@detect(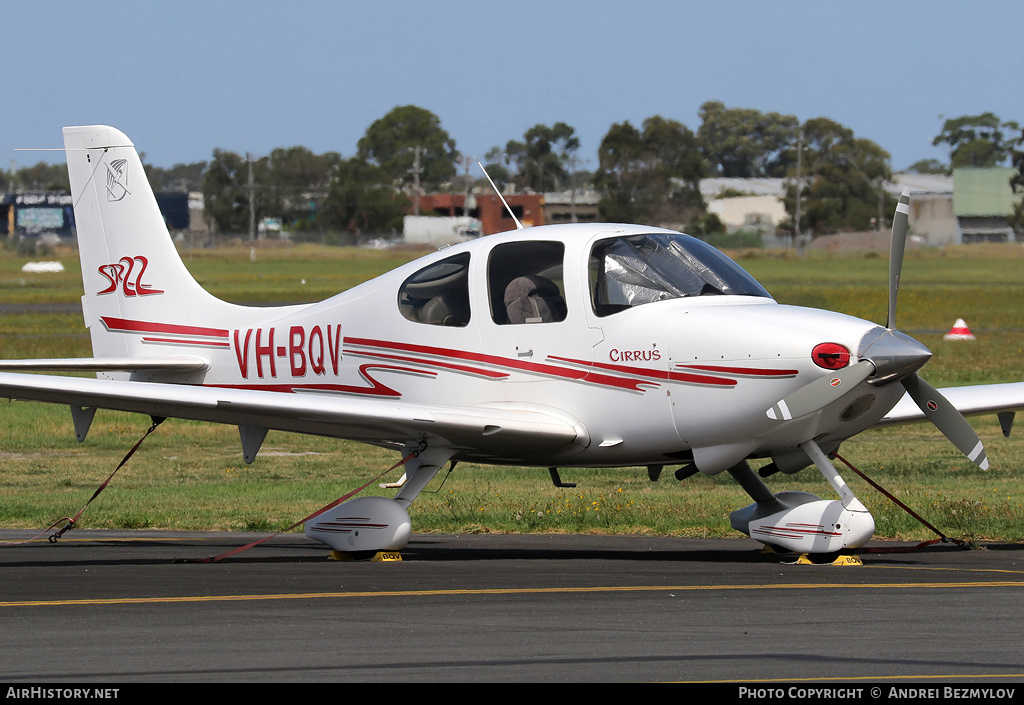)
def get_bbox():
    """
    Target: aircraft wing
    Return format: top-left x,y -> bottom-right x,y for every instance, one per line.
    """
876,381 -> 1024,427
0,371 -> 587,462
